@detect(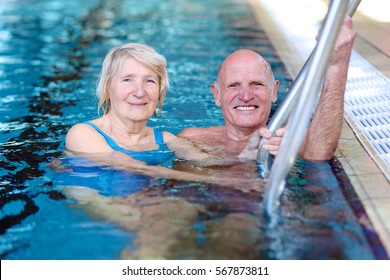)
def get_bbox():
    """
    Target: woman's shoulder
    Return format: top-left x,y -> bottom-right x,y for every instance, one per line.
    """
66,121 -> 100,138
66,122 -> 90,136
65,120 -> 110,152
